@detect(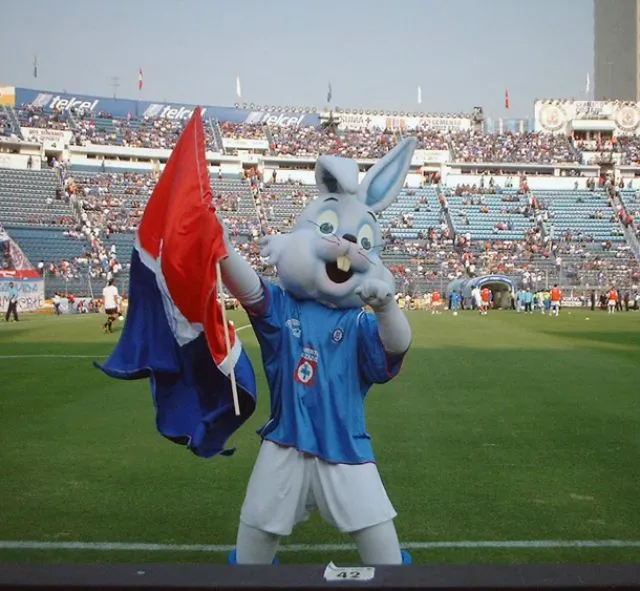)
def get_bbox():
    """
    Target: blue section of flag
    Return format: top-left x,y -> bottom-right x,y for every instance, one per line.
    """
95,248 -> 257,458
